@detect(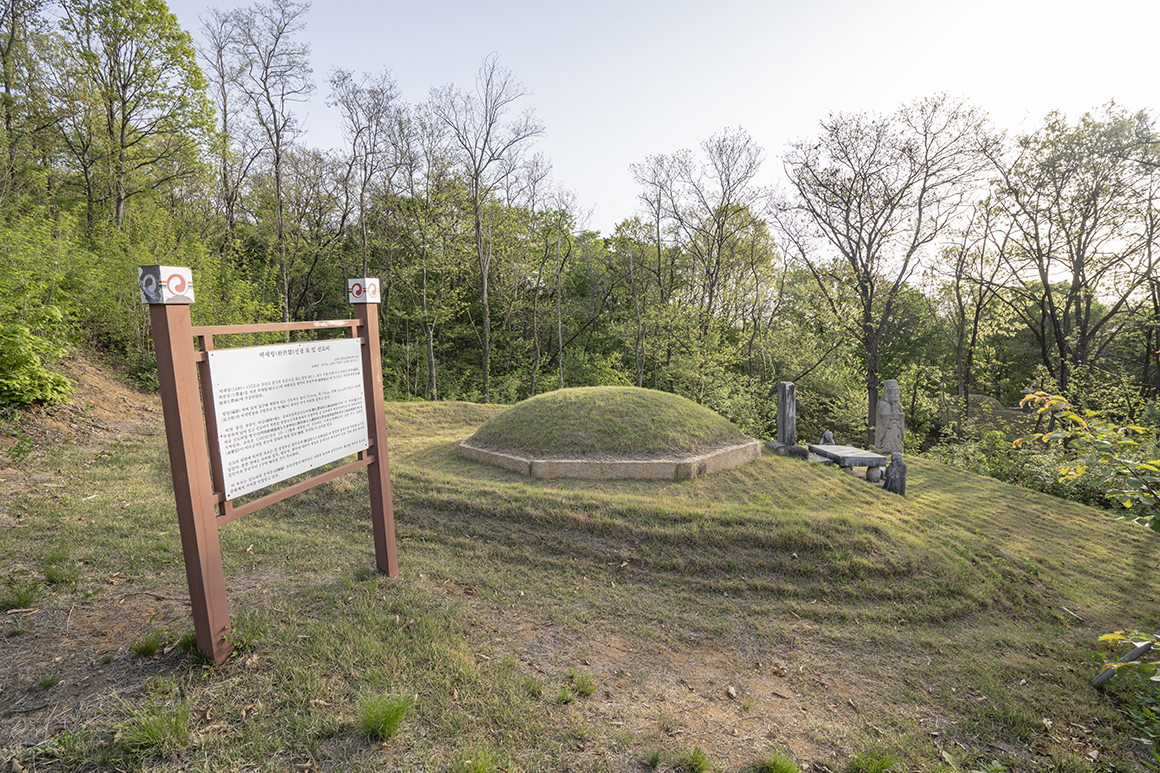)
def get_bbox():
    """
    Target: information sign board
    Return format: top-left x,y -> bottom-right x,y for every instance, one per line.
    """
208,338 -> 368,499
